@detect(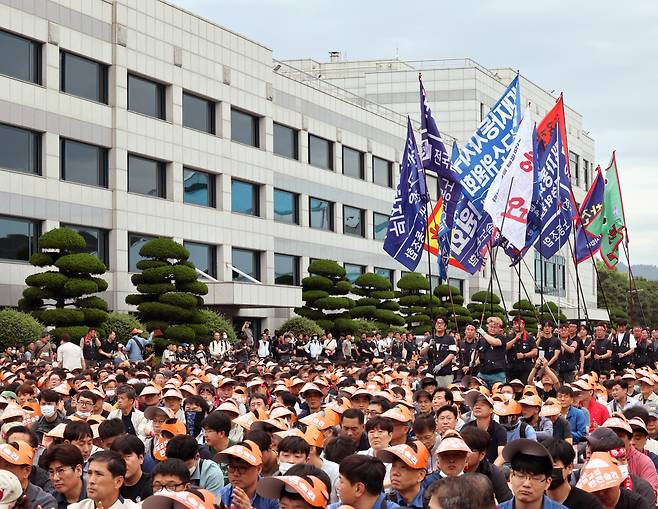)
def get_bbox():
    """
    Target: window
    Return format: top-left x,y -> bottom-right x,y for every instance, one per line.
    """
231,179 -> 259,216
343,205 -> 365,237
0,215 -> 40,261
534,251 -> 566,297
274,254 -> 299,285
232,248 -> 260,282
373,212 -> 389,241
128,233 -> 155,272
375,267 -> 394,285
309,198 -> 333,231
342,146 -> 364,179
183,168 -> 215,207
273,123 -> 298,159
583,159 -> 590,189
427,275 -> 440,291
62,224 -> 109,266
0,29 -> 40,84
184,241 -> 217,278
128,154 -> 166,198
0,123 -> 40,175
449,278 -> 464,295
128,74 -> 165,119
231,109 -> 259,147
61,139 -> 108,187
569,151 -> 580,187
373,156 -> 392,187
274,189 -> 299,224
344,263 -> 365,284
309,134 -> 333,170
426,174 -> 439,201
183,92 -> 215,134
60,51 -> 107,103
